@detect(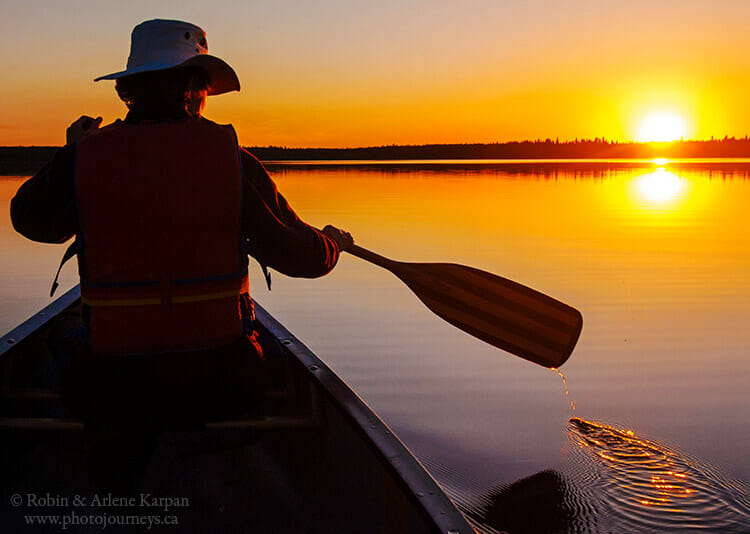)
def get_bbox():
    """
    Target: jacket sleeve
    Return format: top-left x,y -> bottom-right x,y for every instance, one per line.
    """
10,145 -> 78,243
240,148 -> 340,278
